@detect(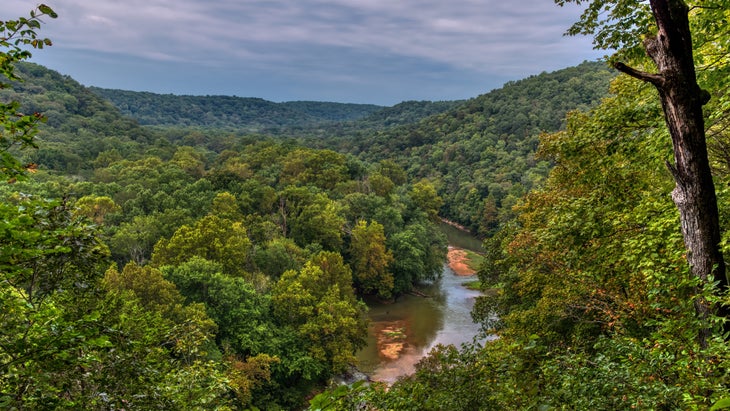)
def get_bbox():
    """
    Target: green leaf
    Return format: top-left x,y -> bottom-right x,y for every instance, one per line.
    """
38,5 -> 58,18
711,398 -> 730,411
87,336 -> 112,348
